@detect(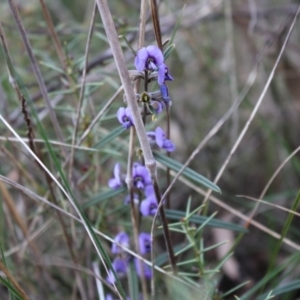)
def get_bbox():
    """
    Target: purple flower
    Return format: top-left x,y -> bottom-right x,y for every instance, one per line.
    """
124,193 -> 139,205
134,258 -> 152,279
150,100 -> 164,114
147,127 -> 175,152
117,107 -> 134,129
134,45 -> 165,85
112,232 -> 130,254
132,165 -> 151,190
108,163 -> 124,189
139,233 -> 151,254
140,194 -> 158,216
106,257 -> 127,284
